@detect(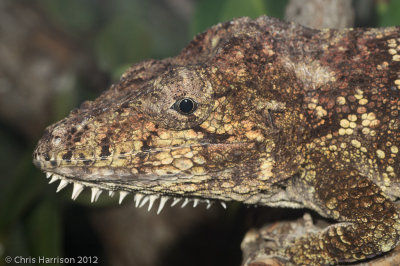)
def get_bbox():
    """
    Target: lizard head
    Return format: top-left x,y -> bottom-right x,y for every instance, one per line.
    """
33,17 -> 305,212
